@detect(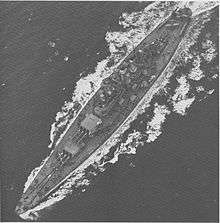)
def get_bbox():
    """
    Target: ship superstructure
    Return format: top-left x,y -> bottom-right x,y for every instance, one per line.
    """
15,7 -> 192,215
